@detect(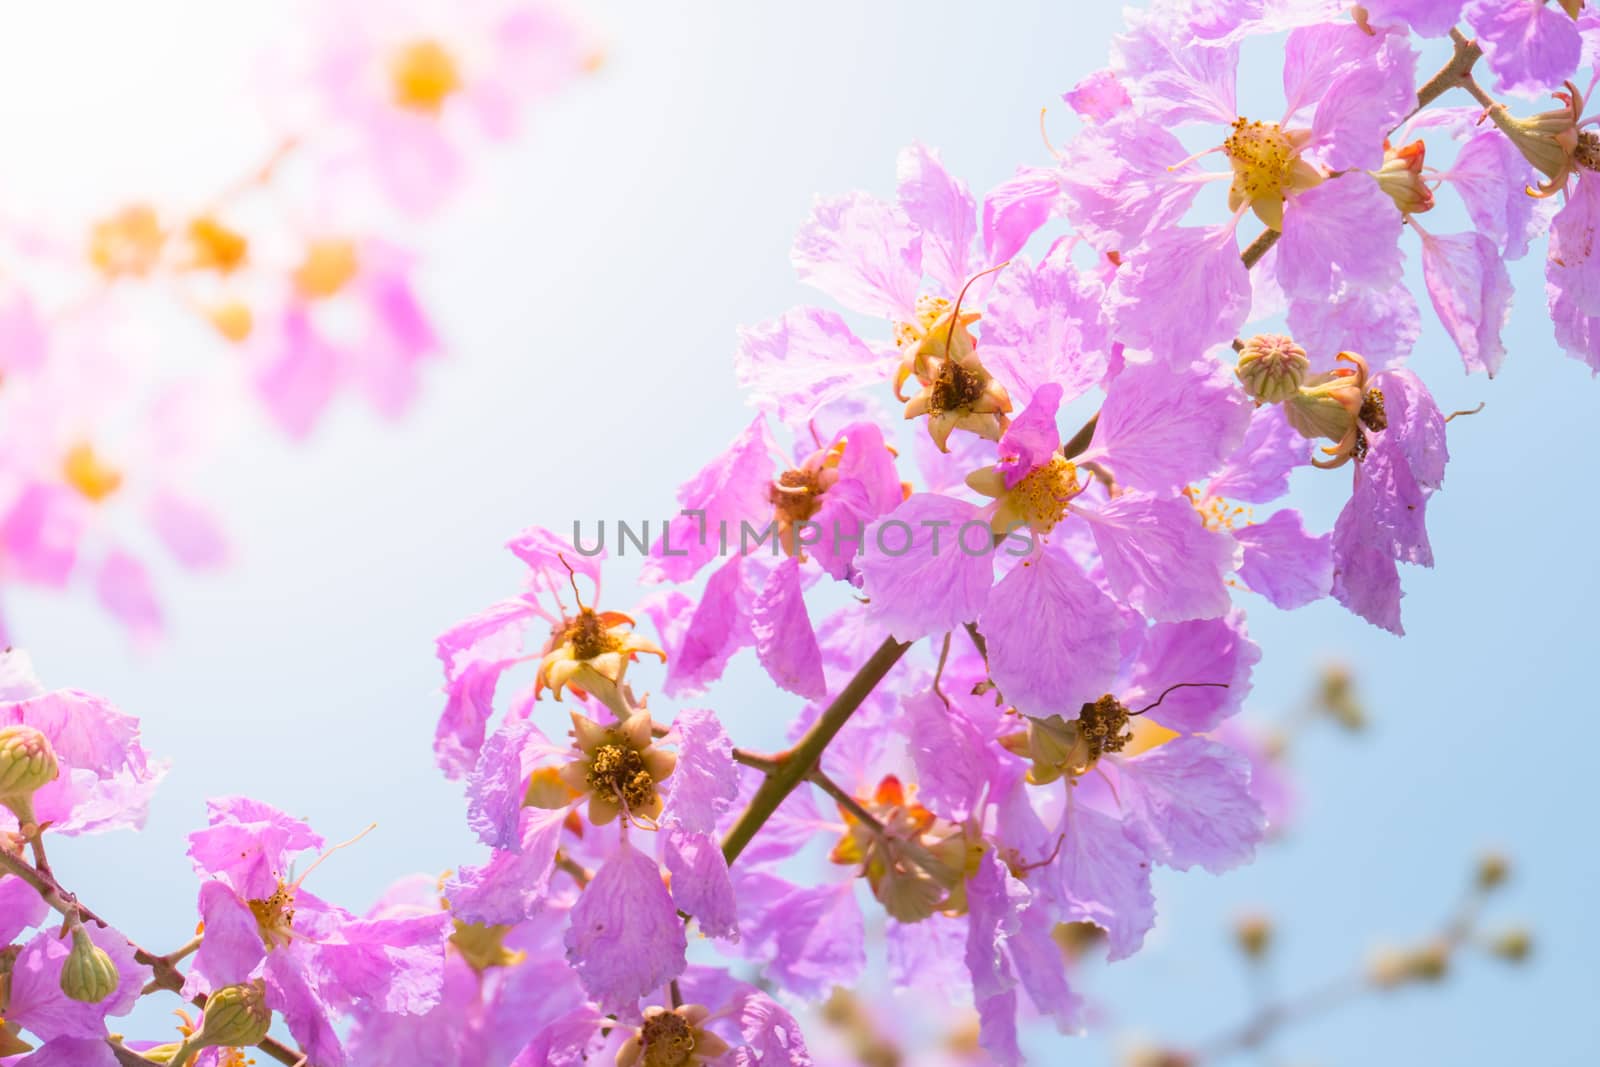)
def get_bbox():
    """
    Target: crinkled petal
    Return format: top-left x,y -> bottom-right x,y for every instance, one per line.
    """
749,556 -> 826,700
645,416 -> 778,584
563,841 -> 687,1010
1085,493 -> 1241,622
664,708 -> 739,834
734,308 -> 892,427
663,830 -> 739,941
980,545 -> 1123,716
1277,177 -> 1404,297
1419,230 -> 1513,376
445,806 -> 567,925
897,143 -> 977,295
1468,0 -> 1582,94
858,495 -> 995,642
1115,738 -> 1265,872
790,192 -> 922,320
1083,354 -> 1253,492
981,249 -> 1109,410
982,167 -> 1061,263
1234,509 -> 1334,609
1123,612 -> 1259,733
1109,224 -> 1251,359
1057,804 -> 1156,962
